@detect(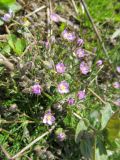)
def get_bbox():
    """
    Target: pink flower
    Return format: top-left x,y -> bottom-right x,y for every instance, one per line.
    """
50,13 -> 59,22
75,48 -> 85,58
57,81 -> 69,94
80,61 -> 90,75
62,29 -> 76,42
67,98 -> 75,105
32,84 -> 42,95
57,132 -> 66,141
1,9 -> 13,22
78,90 -> 86,100
56,62 -> 66,73
113,82 -> 120,89
43,111 -> 55,125
116,66 -> 120,73
77,38 -> 84,46
96,60 -> 103,66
